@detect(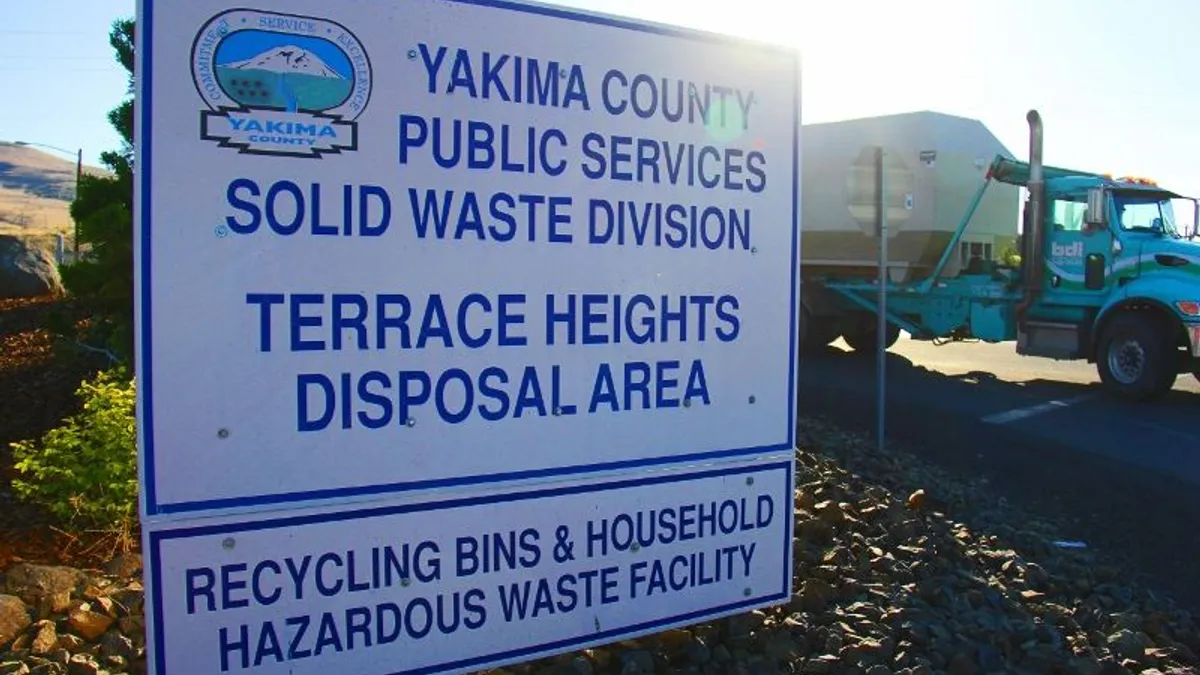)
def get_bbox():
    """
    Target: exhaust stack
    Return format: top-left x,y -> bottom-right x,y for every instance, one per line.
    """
1018,110 -> 1045,322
